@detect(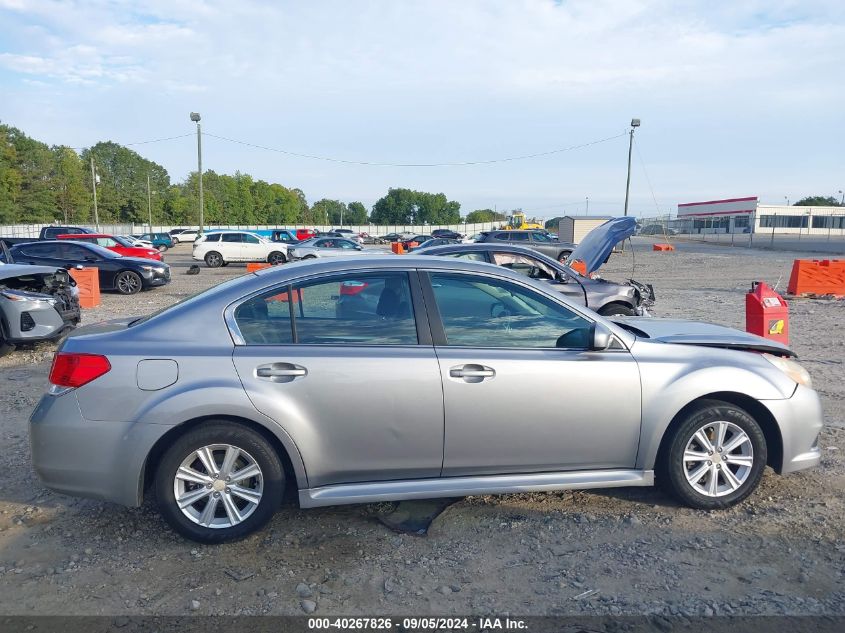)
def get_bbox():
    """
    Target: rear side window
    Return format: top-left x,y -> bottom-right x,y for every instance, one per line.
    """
20,243 -> 59,257
234,272 -> 418,346
491,232 -> 509,241
443,251 -> 486,262
204,233 -> 221,243
222,233 -> 242,243
509,232 -> 530,241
